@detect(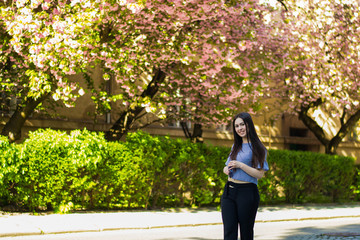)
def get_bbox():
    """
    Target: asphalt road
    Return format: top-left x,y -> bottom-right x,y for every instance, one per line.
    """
1,217 -> 360,240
